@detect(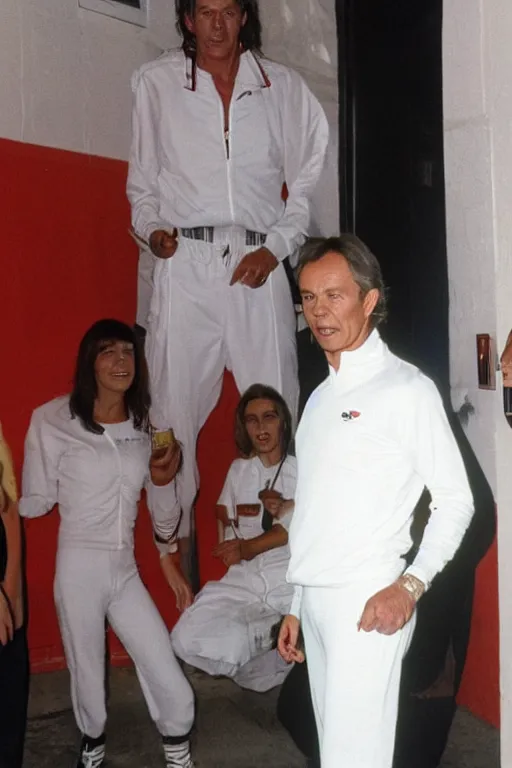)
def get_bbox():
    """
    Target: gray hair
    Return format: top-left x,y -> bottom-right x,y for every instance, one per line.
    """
296,234 -> 388,327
